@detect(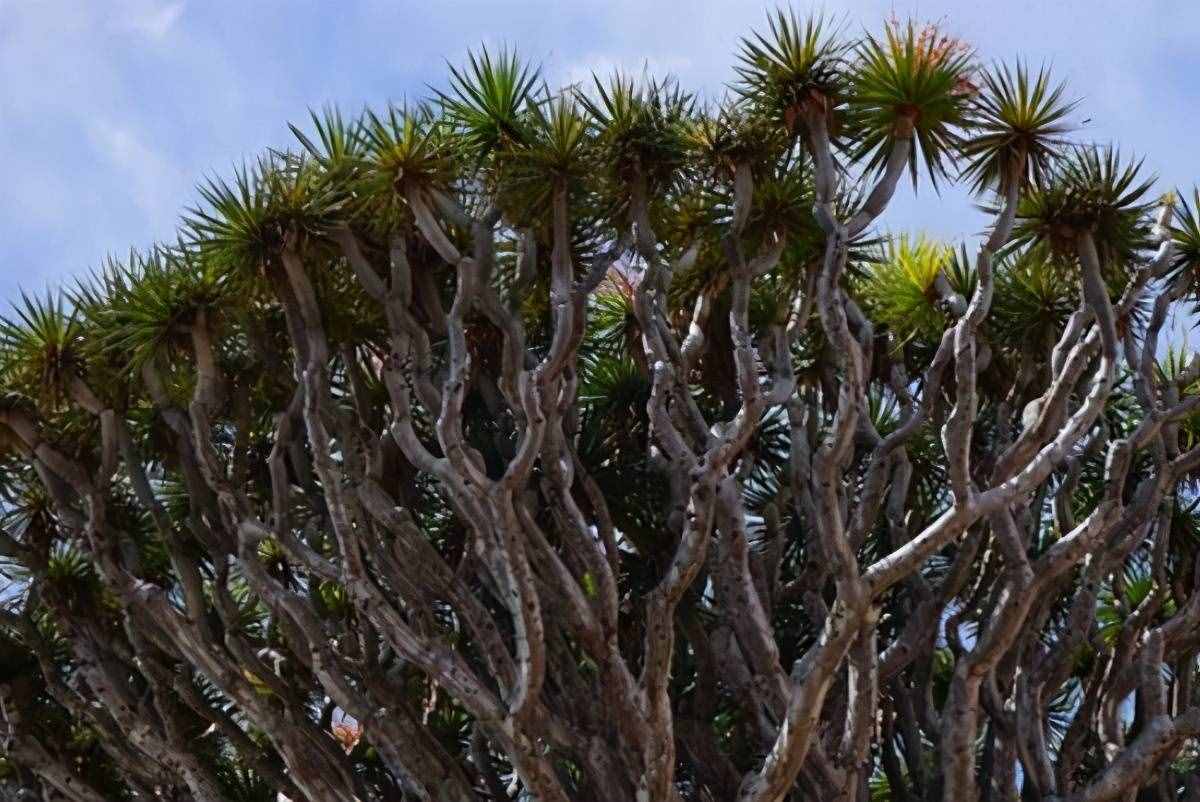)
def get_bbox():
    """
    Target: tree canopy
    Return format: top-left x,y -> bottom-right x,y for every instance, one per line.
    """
1,8 -> 1200,802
